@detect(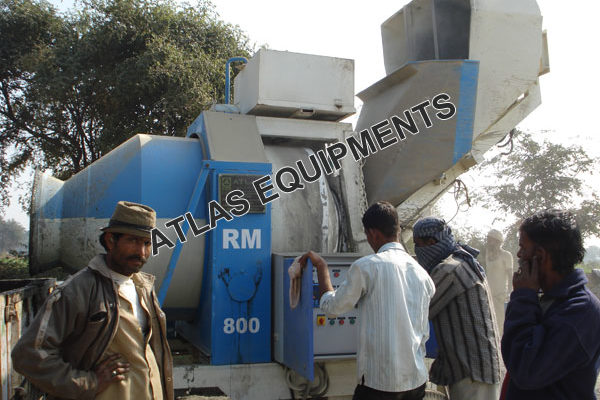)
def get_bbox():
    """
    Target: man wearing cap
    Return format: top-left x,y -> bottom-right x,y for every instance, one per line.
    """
412,217 -> 500,400
12,201 -> 173,400
485,228 -> 513,334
